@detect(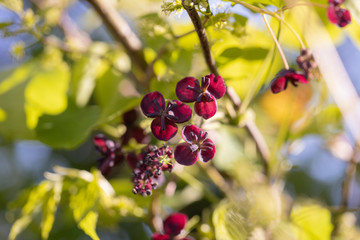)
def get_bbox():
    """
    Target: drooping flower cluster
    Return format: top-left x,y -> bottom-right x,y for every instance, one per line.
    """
140,91 -> 192,141
327,0 -> 351,27
93,134 -> 124,176
270,69 -> 308,94
176,74 -> 226,119
139,74 -> 221,168
174,125 -> 215,166
296,48 -> 318,80
132,145 -> 174,196
152,213 -> 193,240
